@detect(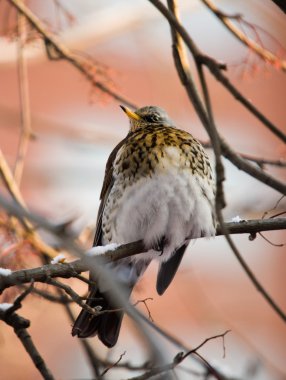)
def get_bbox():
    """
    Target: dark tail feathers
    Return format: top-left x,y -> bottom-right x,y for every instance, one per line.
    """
72,260 -> 150,347
71,285 -> 127,348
